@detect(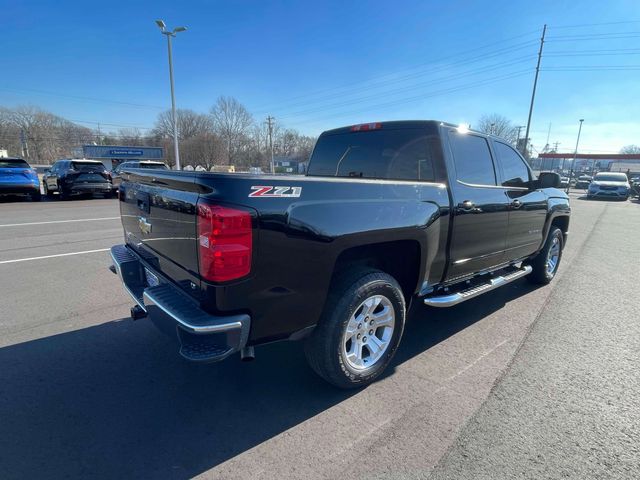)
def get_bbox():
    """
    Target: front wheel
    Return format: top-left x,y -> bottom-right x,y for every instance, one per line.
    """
305,270 -> 406,389
44,182 -> 54,198
527,227 -> 563,285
